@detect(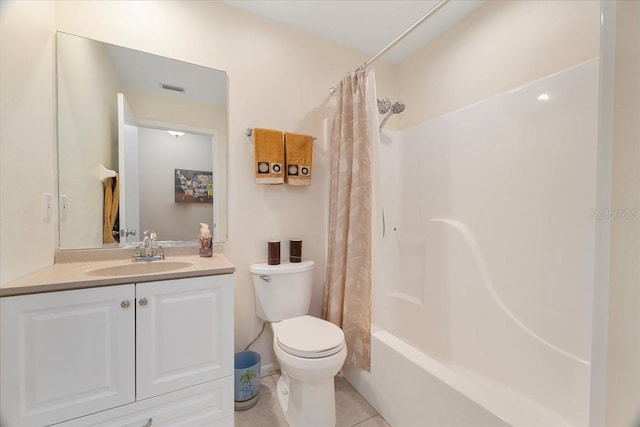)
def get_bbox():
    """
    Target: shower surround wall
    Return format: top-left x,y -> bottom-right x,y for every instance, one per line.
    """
348,60 -> 599,426
343,3 -> 601,426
